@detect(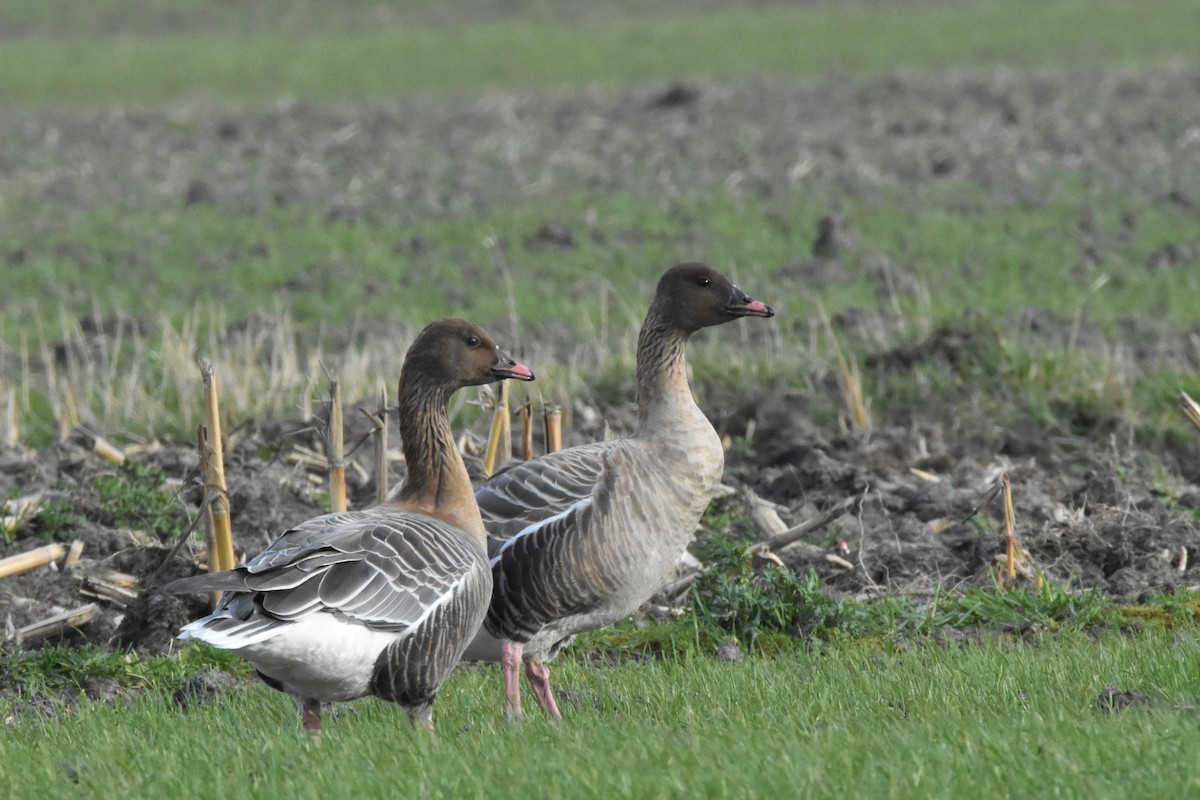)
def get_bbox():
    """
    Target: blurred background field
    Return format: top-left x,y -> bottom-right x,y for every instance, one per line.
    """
3,0 -> 1199,104
2,0 -> 1199,443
